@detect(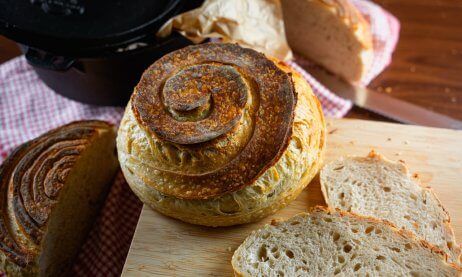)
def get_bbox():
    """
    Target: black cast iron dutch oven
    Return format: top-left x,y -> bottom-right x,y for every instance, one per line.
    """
0,0 -> 203,106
